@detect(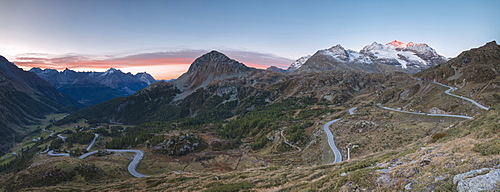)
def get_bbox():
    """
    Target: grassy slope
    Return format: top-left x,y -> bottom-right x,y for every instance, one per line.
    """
5,94 -> 496,191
